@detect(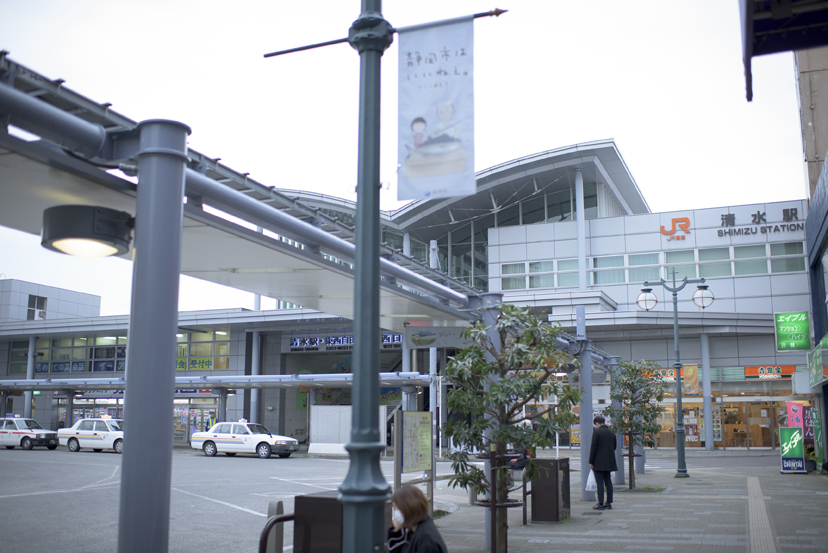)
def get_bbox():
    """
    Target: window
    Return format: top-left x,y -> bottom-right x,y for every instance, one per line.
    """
666,250 -> 695,263
592,255 -> 624,285
699,247 -> 731,278
557,273 -> 579,287
529,261 -> 554,273
95,421 -> 109,432
521,196 -> 546,225
770,242 -> 806,273
502,277 -> 526,290
528,261 -> 554,289
546,189 -> 572,222
502,263 -> 525,275
233,424 -> 249,435
497,204 -> 520,227
629,253 -> 660,283
734,245 -> 767,275
27,295 -> 47,320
